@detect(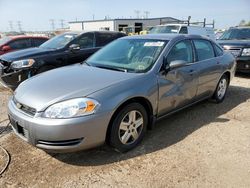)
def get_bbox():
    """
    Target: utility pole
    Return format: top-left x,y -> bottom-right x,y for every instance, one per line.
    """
144,11 -> 150,18
49,19 -> 55,31
135,10 -> 140,19
144,11 -> 150,19
59,19 -> 65,29
17,21 -> 22,32
8,21 -> 14,31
